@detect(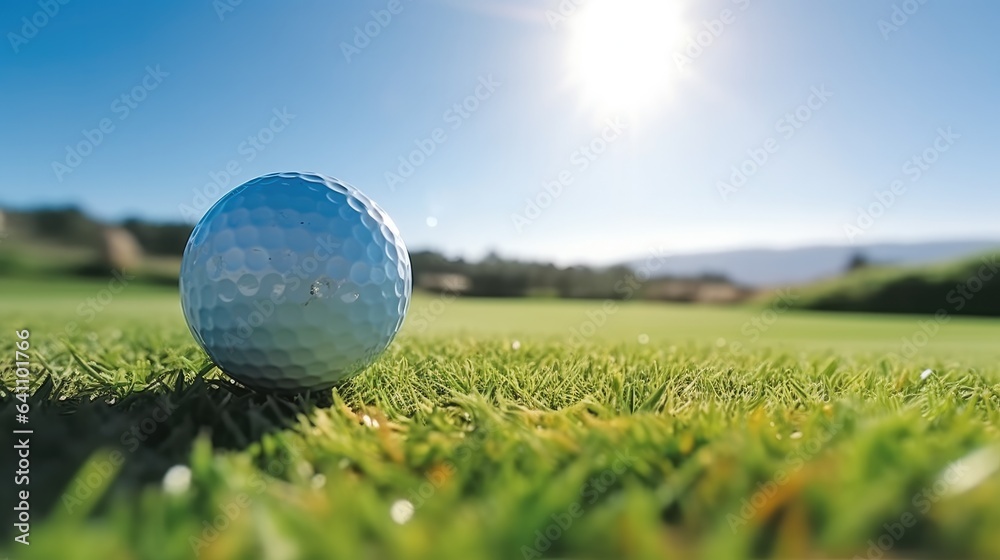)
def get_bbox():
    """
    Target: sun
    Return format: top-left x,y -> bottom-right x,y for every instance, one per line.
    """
567,0 -> 684,117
